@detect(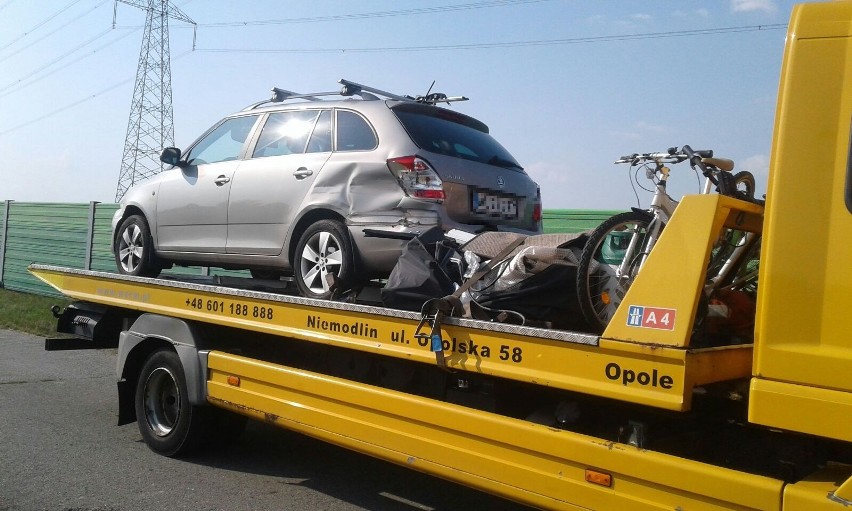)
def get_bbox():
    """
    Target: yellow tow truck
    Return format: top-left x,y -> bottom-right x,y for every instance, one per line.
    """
28,2 -> 852,509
